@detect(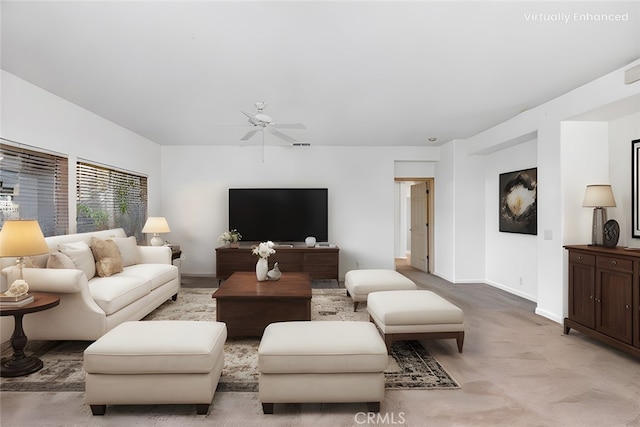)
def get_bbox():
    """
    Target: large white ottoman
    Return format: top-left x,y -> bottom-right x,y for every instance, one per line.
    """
258,321 -> 388,414
367,290 -> 465,353
84,320 -> 227,415
345,269 -> 417,311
